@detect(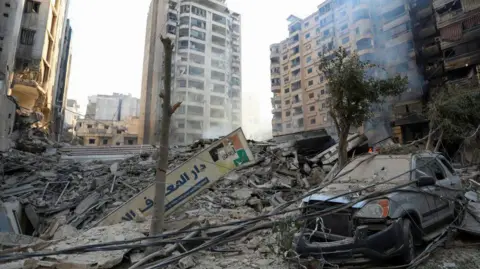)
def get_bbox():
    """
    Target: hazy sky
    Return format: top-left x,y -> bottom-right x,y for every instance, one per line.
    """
67,0 -> 322,136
